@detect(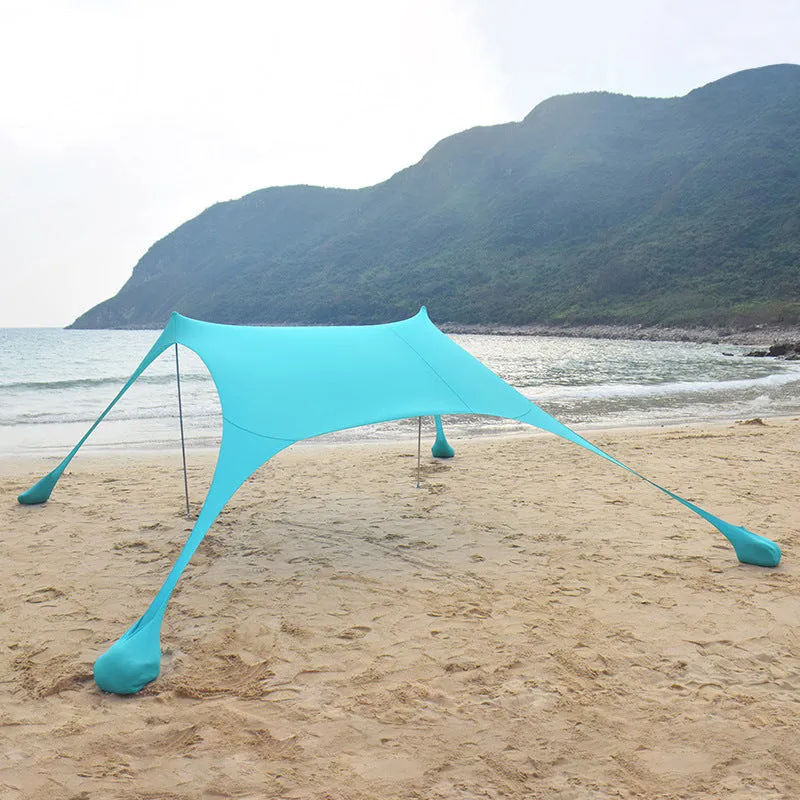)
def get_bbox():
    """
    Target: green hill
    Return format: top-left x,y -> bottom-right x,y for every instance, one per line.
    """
71,64 -> 800,330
